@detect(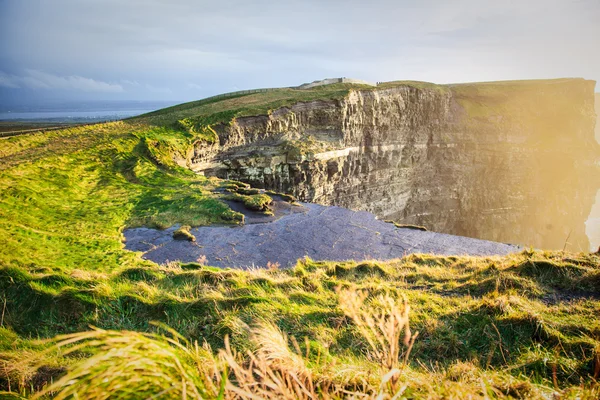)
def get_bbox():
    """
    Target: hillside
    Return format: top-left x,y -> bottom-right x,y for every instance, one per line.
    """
1,79 -> 599,399
2,251 -> 600,399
